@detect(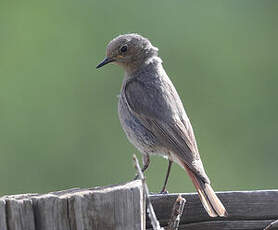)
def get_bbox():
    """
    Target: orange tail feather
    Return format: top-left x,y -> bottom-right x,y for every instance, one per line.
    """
184,165 -> 228,217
